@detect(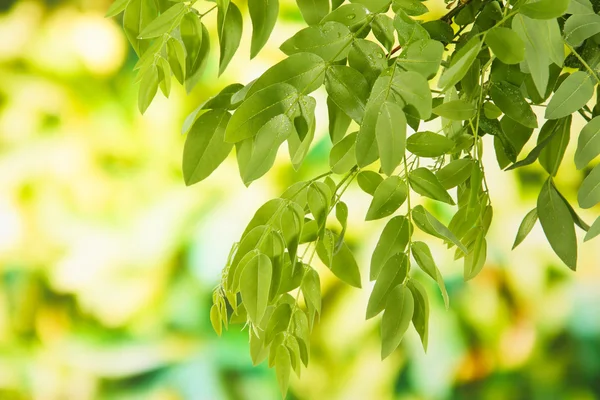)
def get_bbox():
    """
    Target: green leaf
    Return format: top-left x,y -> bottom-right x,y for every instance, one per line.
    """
138,64 -> 159,114
485,27 -> 525,65
505,118 -> 563,171
584,216 -> 600,242
370,216 -> 411,280
464,229 -> 487,280
393,0 -> 428,16
357,171 -> 383,195
381,284 -> 414,359
390,70 -> 433,119
372,14 -> 396,51
432,99 -> 476,121
484,102 -> 503,119
350,0 -> 390,13
325,65 -> 370,123
538,179 -> 577,270
302,267 -> 321,314
376,101 -> 407,175
579,164 -> 600,209
249,53 -> 326,97
567,0 -> 594,14
182,109 -> 232,185
438,36 -> 482,91
539,115 -> 571,176
296,0 -> 329,25
328,97 -> 352,144
348,39 -> 387,86
248,0 -> 278,58
407,279 -> 429,352
435,159 -> 475,189
520,0 -> 570,19
564,13 -> 600,47
441,87 -> 464,139
411,241 -> 449,309
367,253 -> 409,319
406,131 -> 454,157
409,167 -> 455,205
421,20 -> 454,44
166,37 -> 185,84
546,72 -> 595,120
123,0 -> 158,55
366,176 -> 408,221
330,241 -> 362,288
106,0 -> 131,17
575,116 -> 600,170
280,21 -> 353,62
412,205 -> 468,253
287,95 -> 317,169
210,304 -> 222,336
275,345 -> 291,397
266,303 -> 292,343
394,9 -> 429,46
398,39 -> 444,80
330,132 -> 358,174
138,3 -> 185,39
322,4 -> 370,32
280,202 -> 304,261
512,208 -> 538,249
217,2 -> 243,75
240,253 -> 273,323
490,82 -> 537,128
183,18 -> 210,93
307,182 -> 331,234
236,114 -> 294,185
225,83 -> 298,143
512,15 -> 550,95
